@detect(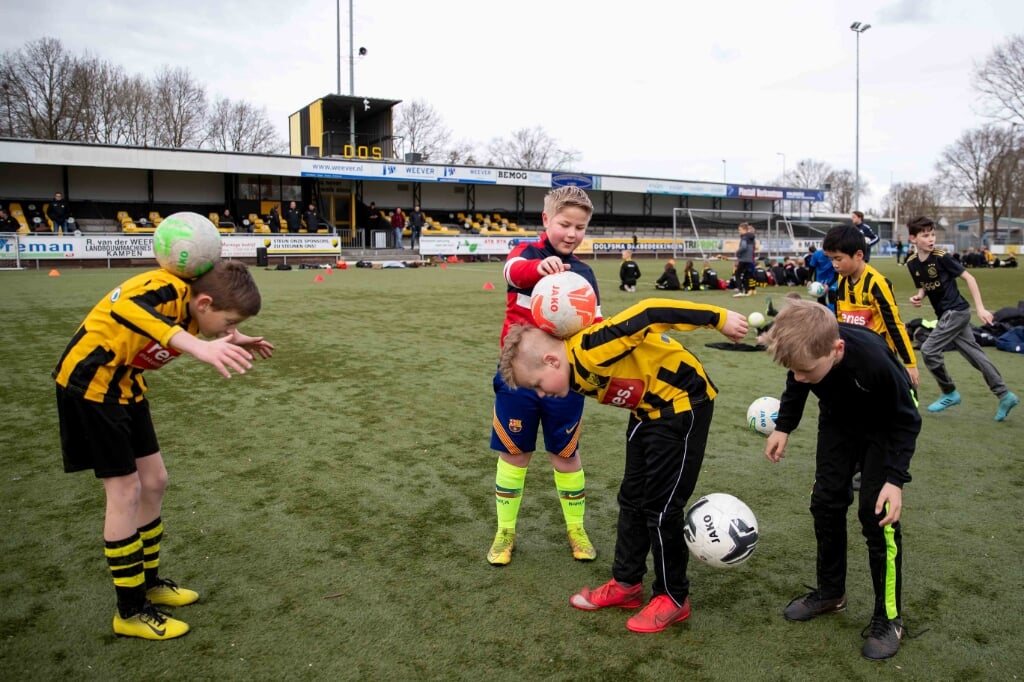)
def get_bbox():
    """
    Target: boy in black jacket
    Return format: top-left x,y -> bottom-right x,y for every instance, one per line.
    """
618,249 -> 641,292
763,299 -> 921,661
